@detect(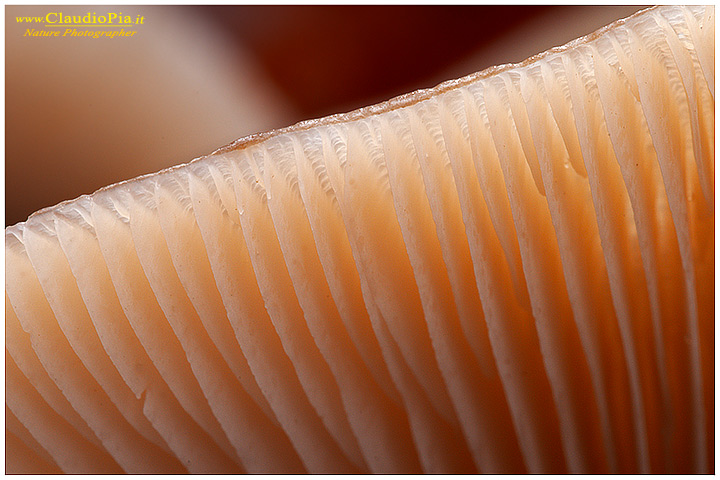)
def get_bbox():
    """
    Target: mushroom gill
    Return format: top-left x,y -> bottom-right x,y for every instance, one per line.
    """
5,5 -> 714,474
